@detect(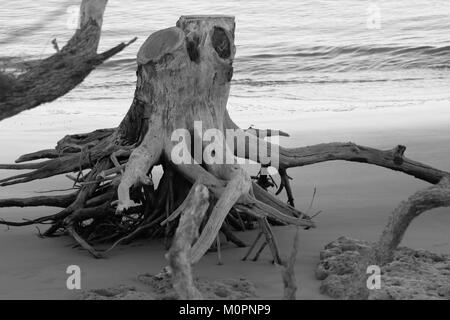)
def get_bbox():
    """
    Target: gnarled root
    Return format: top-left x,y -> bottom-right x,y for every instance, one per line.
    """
116,142 -> 162,212
166,184 -> 209,299
190,165 -> 251,264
